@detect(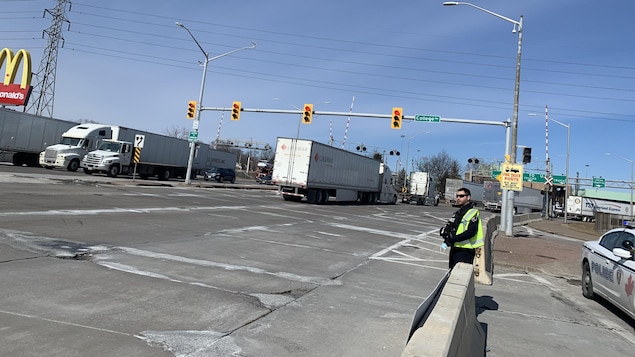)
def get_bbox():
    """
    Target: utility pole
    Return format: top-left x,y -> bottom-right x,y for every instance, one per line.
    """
27,0 -> 71,117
